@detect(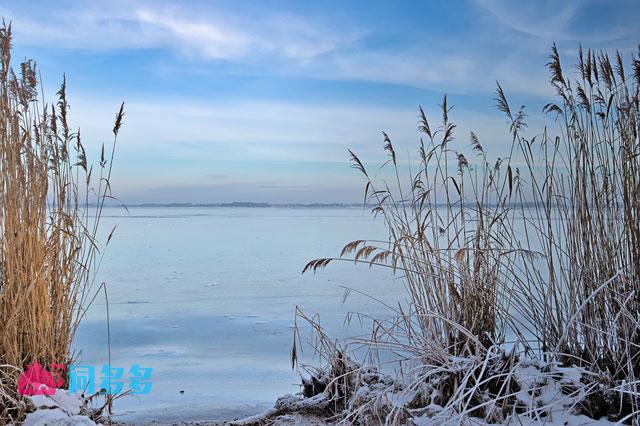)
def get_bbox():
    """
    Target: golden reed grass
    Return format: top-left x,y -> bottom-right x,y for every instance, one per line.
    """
0,23 -> 122,422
